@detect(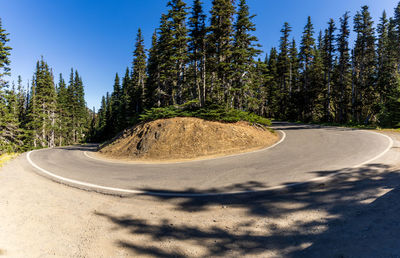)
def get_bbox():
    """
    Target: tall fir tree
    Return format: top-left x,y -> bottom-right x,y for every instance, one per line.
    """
265,48 -> 279,118
309,37 -> 325,121
167,0 -> 189,104
207,0 -> 236,105
353,5 -> 376,123
131,28 -> 147,114
56,73 -> 69,146
120,67 -> 131,127
188,0 -> 207,106
299,16 -> 315,120
157,14 -> 175,106
393,2 -> 400,72
232,0 -> 261,110
322,19 -> 336,121
145,31 -> 160,108
110,73 -> 122,134
333,12 -> 352,123
0,18 -> 11,78
0,17 -> 15,152
277,22 -> 292,118
27,58 -> 57,148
